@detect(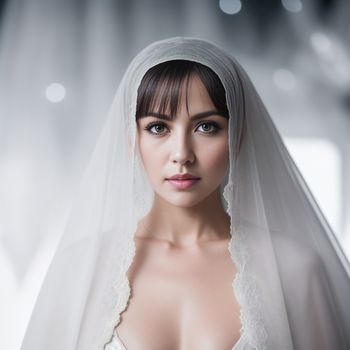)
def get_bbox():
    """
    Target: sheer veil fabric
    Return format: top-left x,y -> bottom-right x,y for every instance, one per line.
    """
20,37 -> 350,350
